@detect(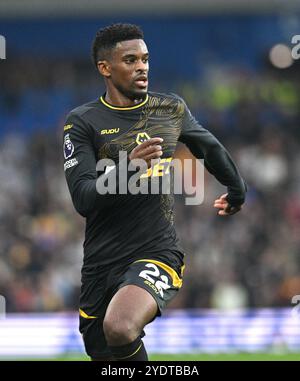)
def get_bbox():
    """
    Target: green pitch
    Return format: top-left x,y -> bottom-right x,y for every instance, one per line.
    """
32,353 -> 300,361
151,353 -> 300,361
